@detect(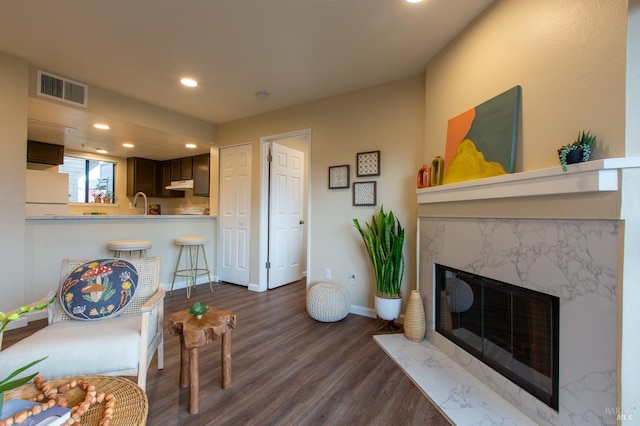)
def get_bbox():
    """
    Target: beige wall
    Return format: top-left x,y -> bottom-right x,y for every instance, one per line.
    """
1,52 -> 218,312
424,0 -> 627,172
0,53 -> 28,312
217,75 -> 425,311
27,67 -> 217,144
422,0 -> 638,412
